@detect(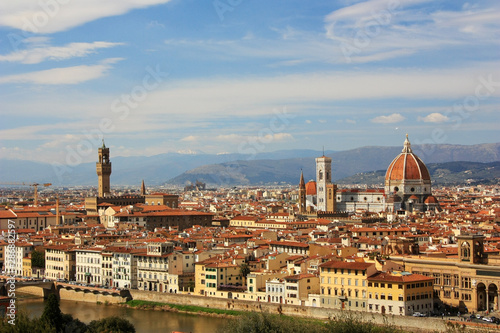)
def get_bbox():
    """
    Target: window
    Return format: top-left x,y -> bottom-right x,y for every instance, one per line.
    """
461,277 -> 471,289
